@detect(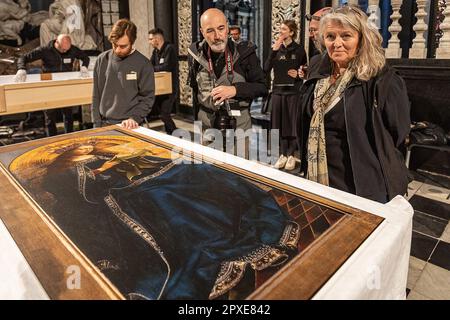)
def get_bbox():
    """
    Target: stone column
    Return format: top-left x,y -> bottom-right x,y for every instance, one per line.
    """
437,0 -> 450,58
129,0 -> 155,59
154,0 -> 174,43
385,0 -> 403,58
409,0 -> 429,58
178,0 -> 192,107
304,0 -> 311,62
368,0 -> 381,30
